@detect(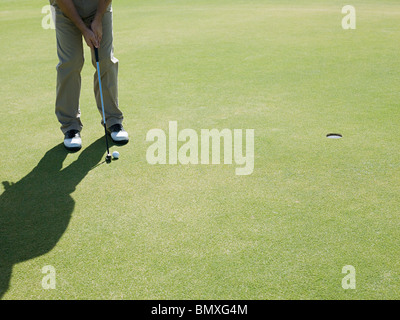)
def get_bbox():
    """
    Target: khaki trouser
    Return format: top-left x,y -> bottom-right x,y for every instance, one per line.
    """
51,0 -> 123,134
